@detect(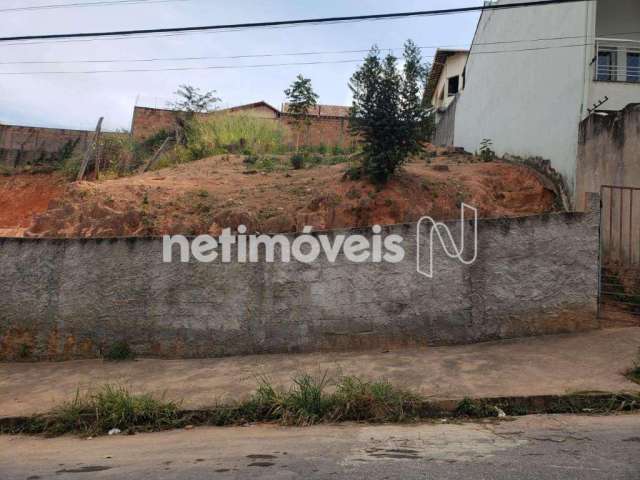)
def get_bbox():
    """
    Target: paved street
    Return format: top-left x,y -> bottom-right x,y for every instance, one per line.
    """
2,414 -> 639,480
